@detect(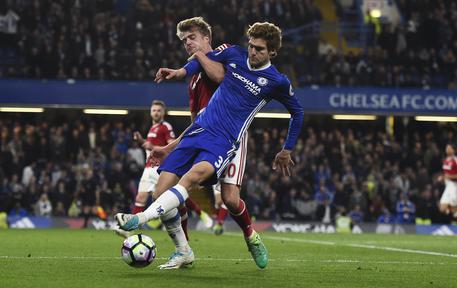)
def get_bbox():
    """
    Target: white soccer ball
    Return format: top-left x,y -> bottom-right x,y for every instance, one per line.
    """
121,234 -> 156,268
